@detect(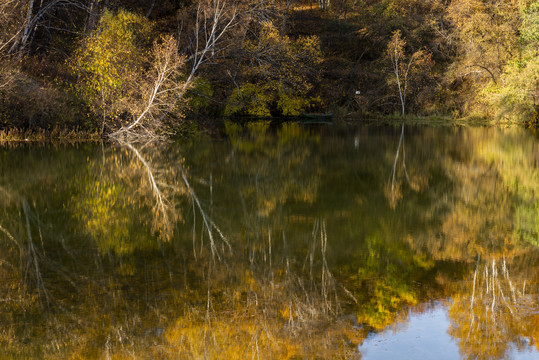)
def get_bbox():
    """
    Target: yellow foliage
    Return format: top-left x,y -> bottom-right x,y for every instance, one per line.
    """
75,10 -> 150,96
449,257 -> 539,359
226,21 -> 322,116
72,9 -> 156,129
